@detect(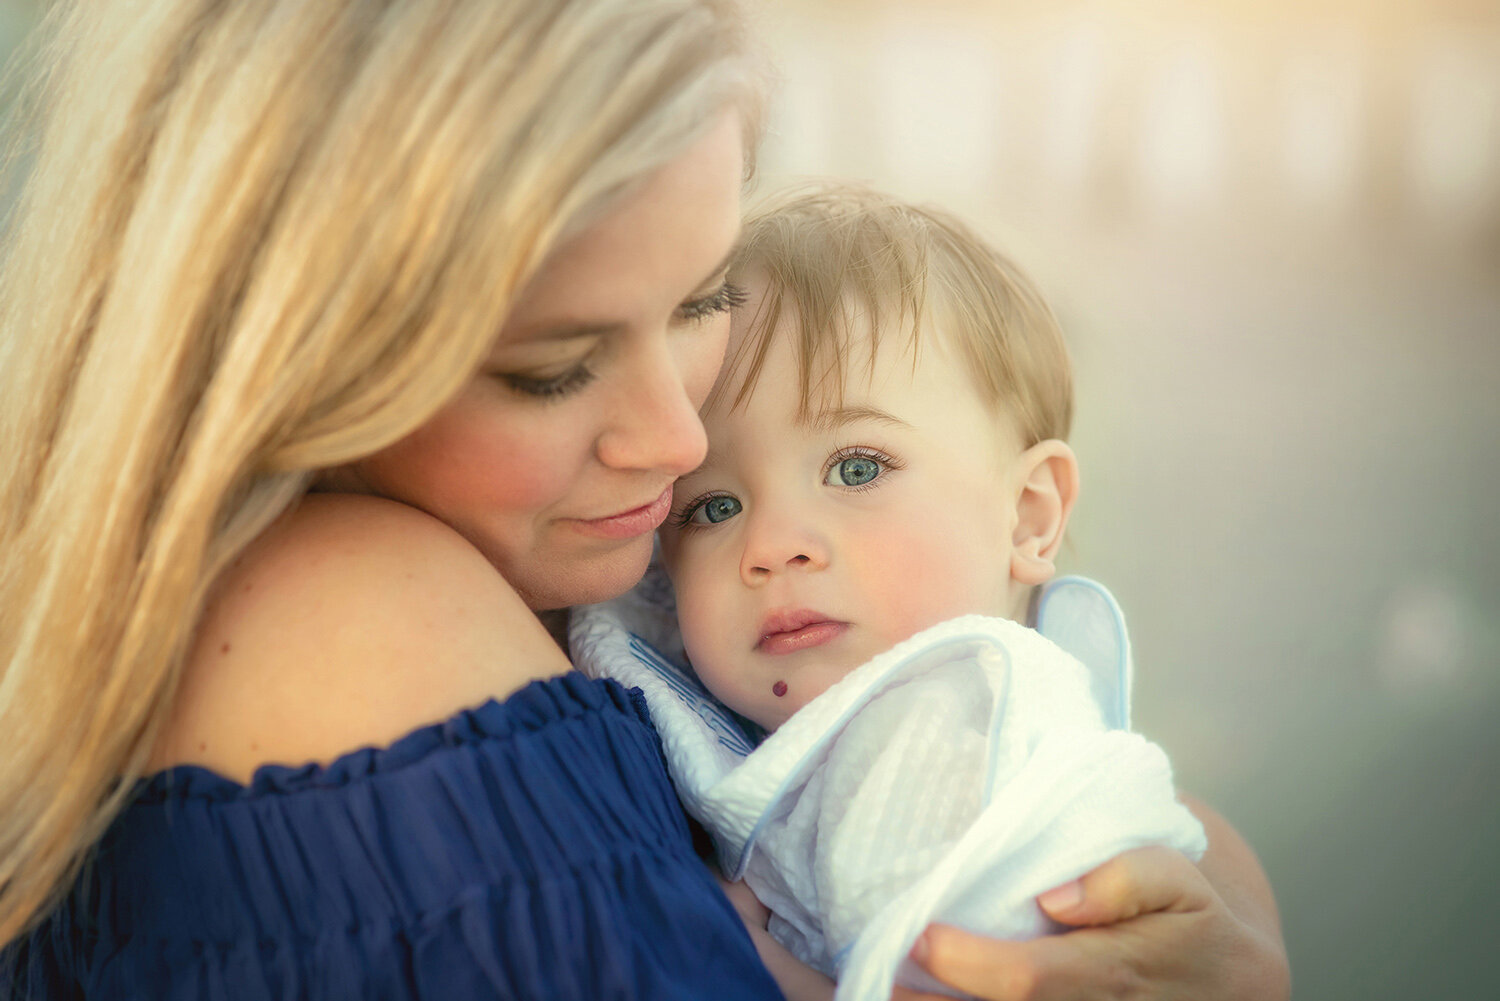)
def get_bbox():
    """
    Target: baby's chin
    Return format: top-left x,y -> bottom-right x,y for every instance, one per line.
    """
738,682 -> 830,734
